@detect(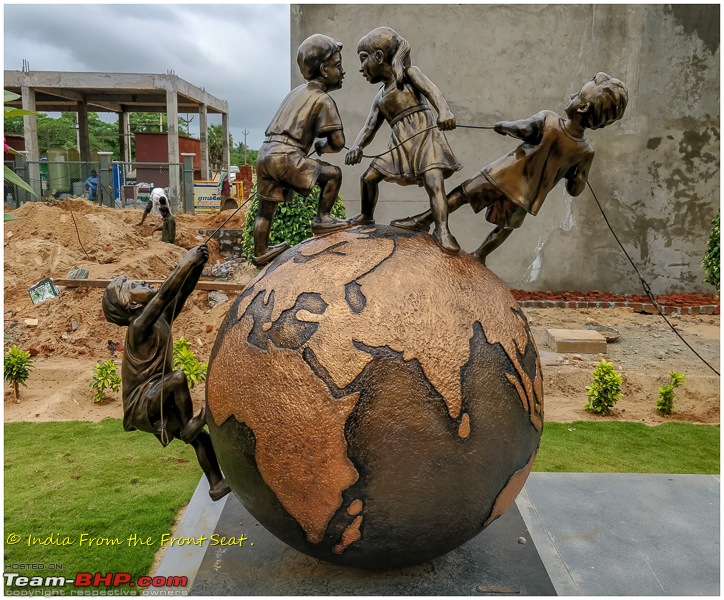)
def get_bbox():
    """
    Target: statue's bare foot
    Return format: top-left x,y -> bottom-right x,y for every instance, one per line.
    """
252,242 -> 290,267
390,216 -> 430,232
346,212 -> 375,226
209,479 -> 232,501
311,217 -> 352,234
472,249 -> 488,266
432,227 -> 460,254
